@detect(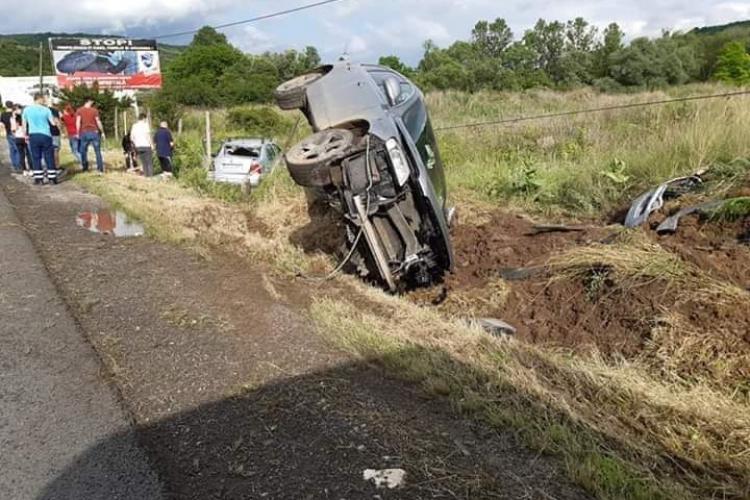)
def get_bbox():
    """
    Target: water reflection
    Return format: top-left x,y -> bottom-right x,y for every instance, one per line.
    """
76,210 -> 145,237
